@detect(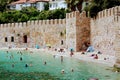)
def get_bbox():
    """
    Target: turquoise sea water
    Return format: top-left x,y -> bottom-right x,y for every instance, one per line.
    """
0,49 -> 120,80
